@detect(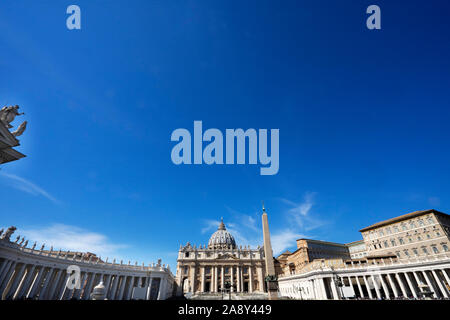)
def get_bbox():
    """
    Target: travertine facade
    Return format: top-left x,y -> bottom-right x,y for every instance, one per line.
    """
176,219 -> 266,295
280,239 -> 350,275
360,209 -> 450,259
